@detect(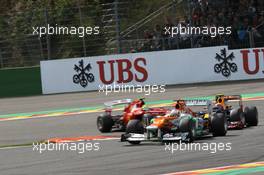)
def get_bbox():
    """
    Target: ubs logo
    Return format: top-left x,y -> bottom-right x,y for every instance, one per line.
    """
73,59 -> 95,87
214,48 -> 238,77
